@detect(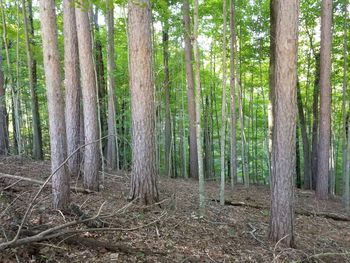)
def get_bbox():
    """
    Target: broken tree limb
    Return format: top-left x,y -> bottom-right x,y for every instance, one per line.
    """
0,173 -> 94,194
0,210 -> 167,250
211,199 -> 350,221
